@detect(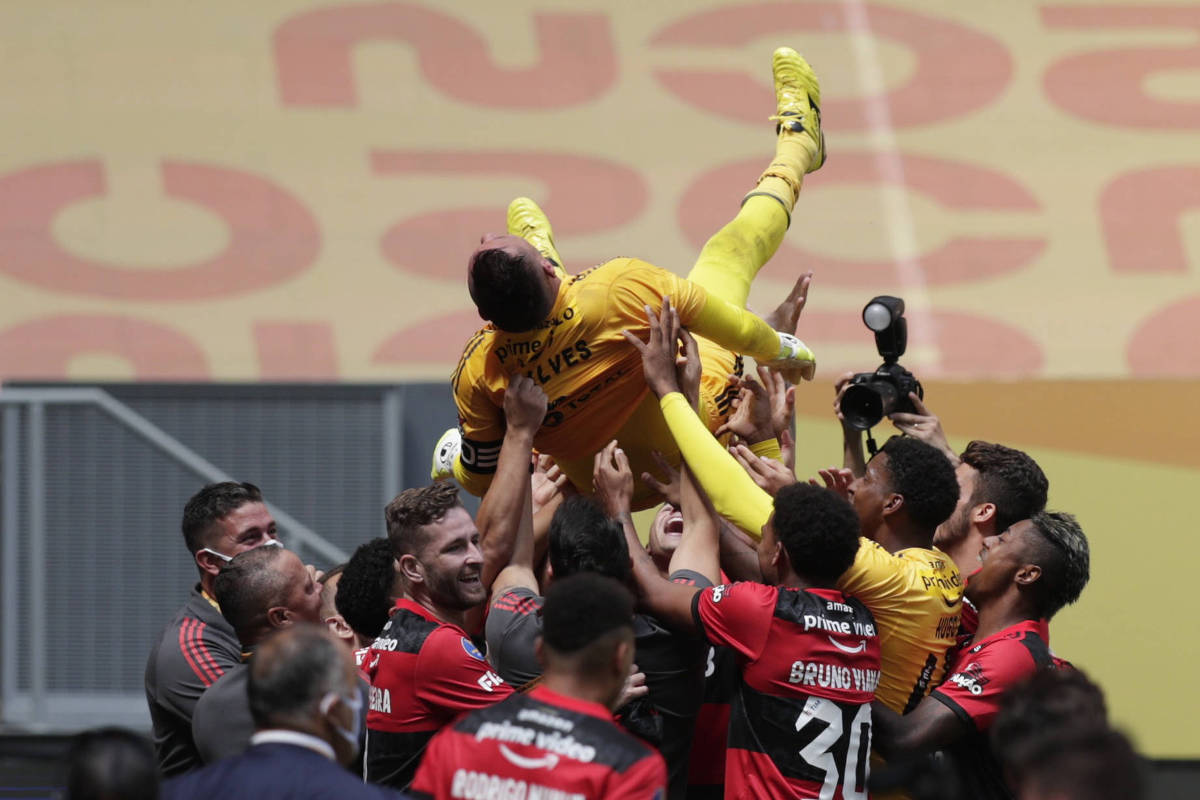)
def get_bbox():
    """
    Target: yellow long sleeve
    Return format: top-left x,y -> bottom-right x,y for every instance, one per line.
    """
685,294 -> 780,363
658,392 -> 774,539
